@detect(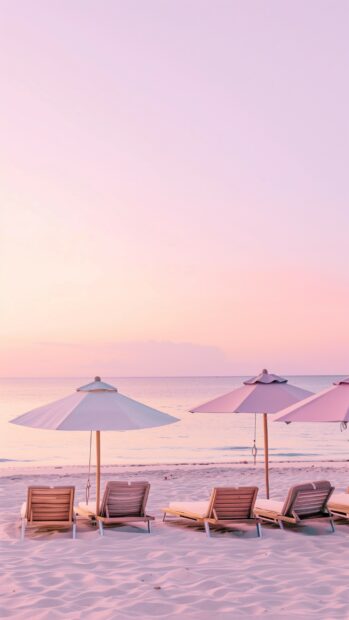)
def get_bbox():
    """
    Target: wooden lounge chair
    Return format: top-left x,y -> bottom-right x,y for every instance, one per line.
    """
20,486 -> 76,540
328,487 -> 349,521
76,481 -> 154,536
254,480 -> 335,531
162,486 -> 261,538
